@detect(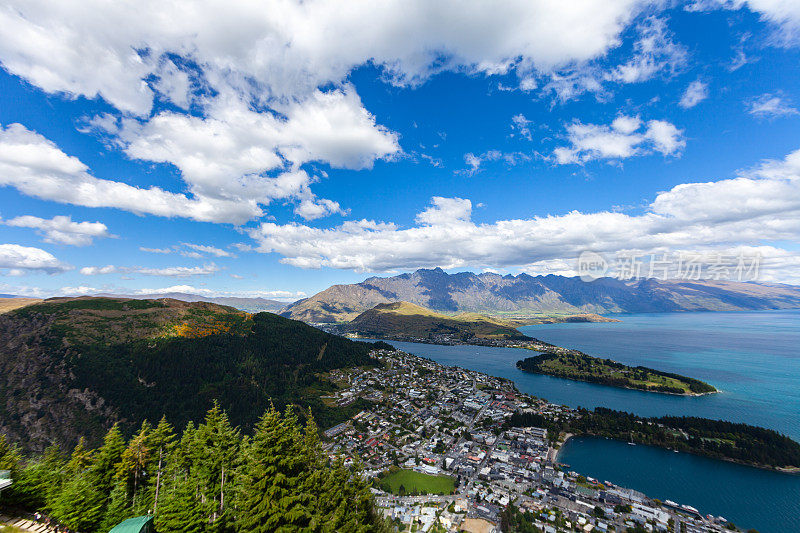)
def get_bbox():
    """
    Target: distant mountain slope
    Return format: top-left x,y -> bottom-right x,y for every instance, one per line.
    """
0,297 -> 377,452
342,301 -> 530,341
99,292 -> 289,313
282,268 -> 800,322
